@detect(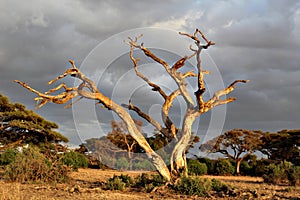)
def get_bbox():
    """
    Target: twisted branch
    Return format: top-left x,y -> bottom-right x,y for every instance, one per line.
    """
14,80 -> 79,109
180,29 -> 215,111
121,100 -> 170,137
205,80 -> 250,110
128,36 -> 195,108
